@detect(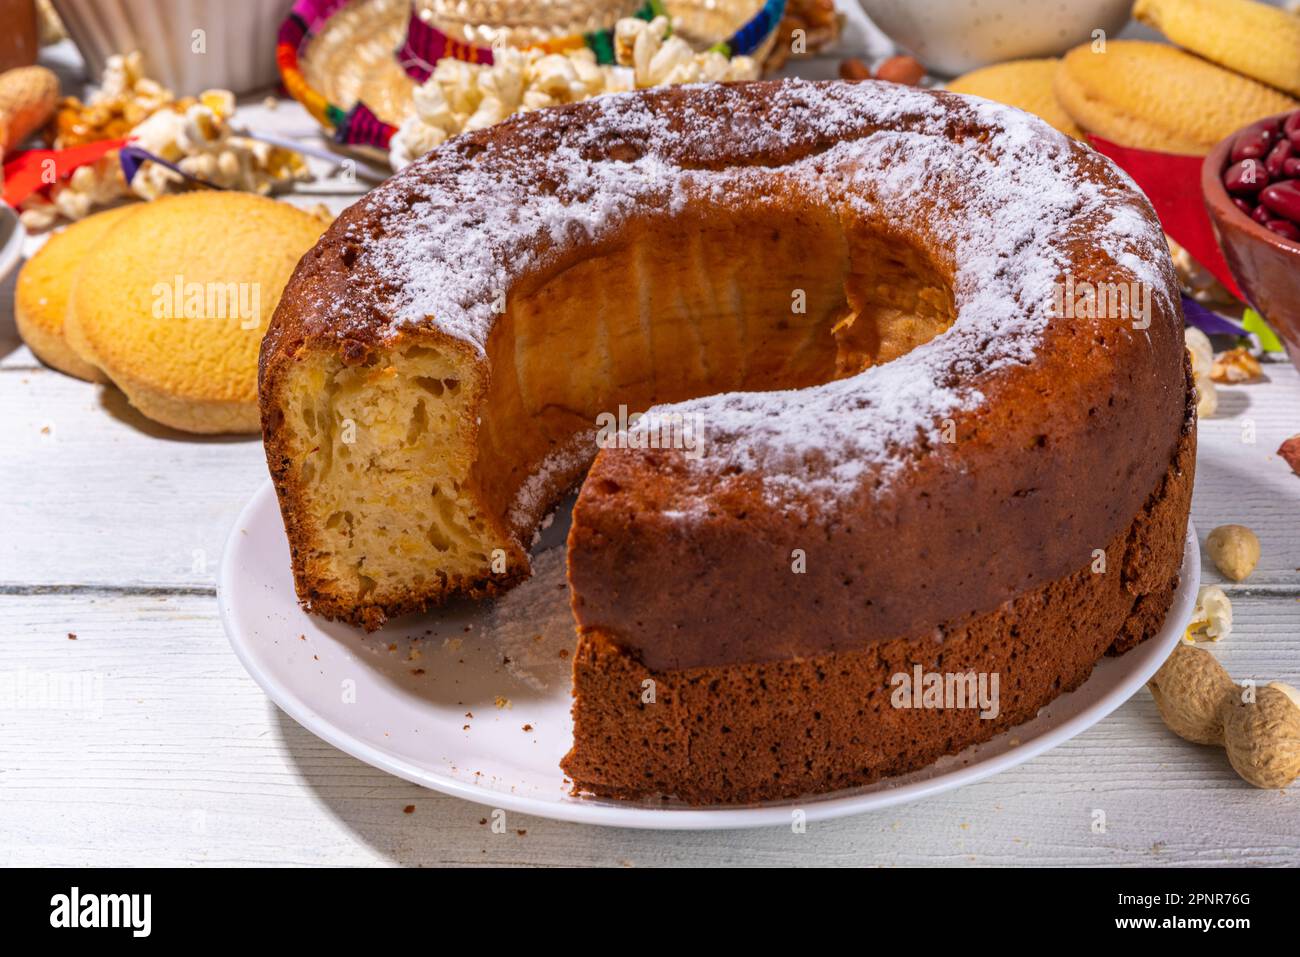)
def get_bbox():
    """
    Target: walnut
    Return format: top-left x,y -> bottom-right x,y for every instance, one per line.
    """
1210,346 -> 1262,383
